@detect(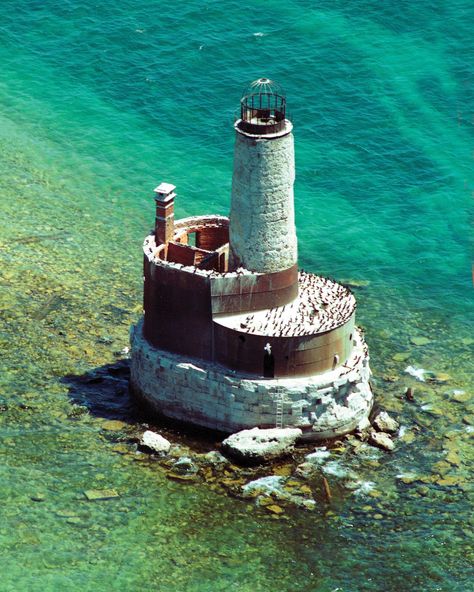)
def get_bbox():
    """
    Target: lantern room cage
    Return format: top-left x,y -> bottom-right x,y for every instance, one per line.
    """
237,78 -> 287,135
